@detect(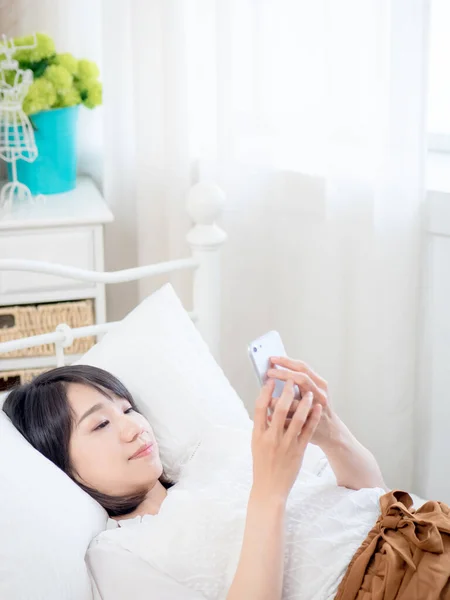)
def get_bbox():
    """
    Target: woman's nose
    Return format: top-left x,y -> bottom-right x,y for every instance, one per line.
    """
120,417 -> 144,442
